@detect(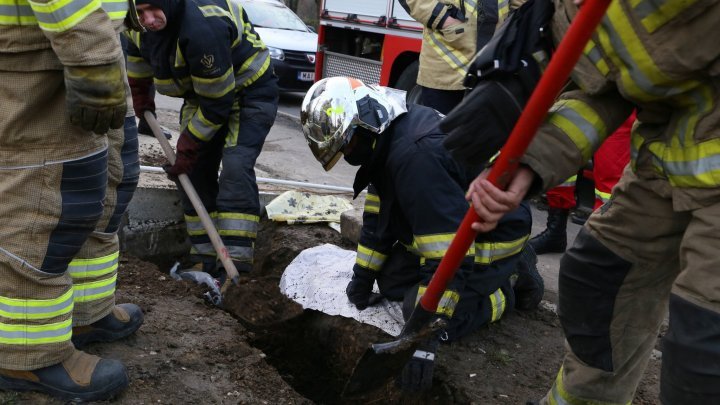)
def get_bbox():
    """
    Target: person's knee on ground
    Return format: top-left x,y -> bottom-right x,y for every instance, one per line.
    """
0,349 -> 129,402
